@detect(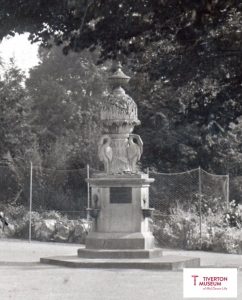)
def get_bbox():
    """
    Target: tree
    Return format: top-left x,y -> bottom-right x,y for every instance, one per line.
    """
0,1 -> 240,59
0,60 -> 31,160
0,59 -> 35,203
26,46 -> 109,168
129,63 -> 242,173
